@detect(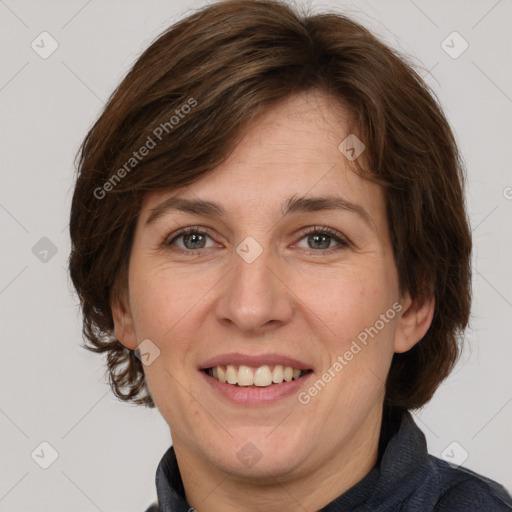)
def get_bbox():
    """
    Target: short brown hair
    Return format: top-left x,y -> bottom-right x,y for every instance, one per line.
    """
69,0 -> 472,410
